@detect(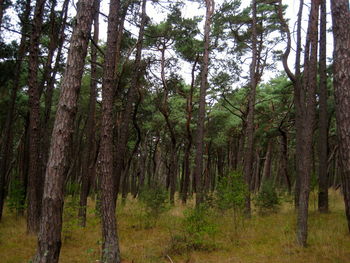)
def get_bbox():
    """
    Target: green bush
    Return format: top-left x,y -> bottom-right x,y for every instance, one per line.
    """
254,179 -> 280,215
138,185 -> 169,228
167,204 -> 218,254
215,170 -> 247,233
215,170 -> 247,211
